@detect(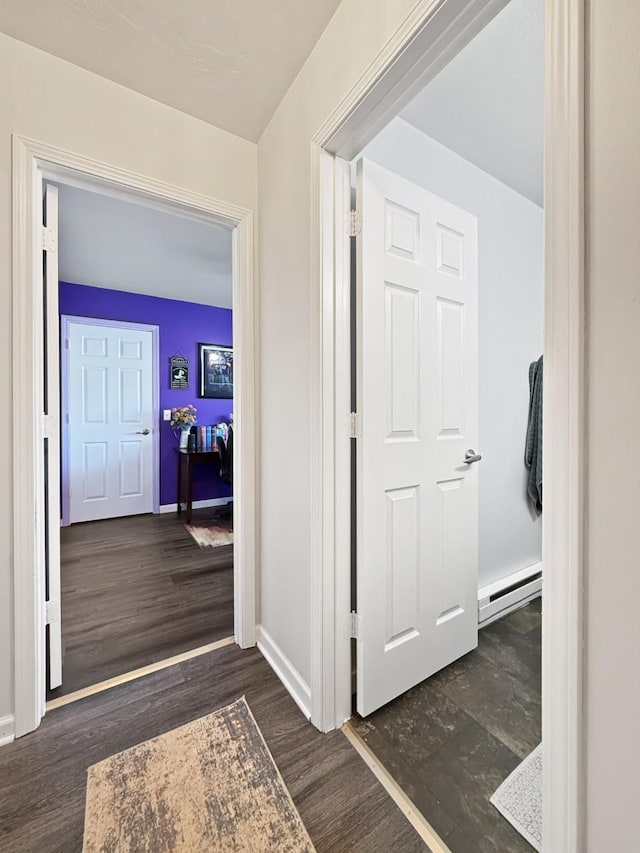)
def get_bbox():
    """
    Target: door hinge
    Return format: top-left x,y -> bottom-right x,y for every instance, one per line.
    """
349,611 -> 361,640
42,413 -> 56,439
42,225 -> 57,252
45,599 -> 60,626
348,210 -> 361,237
349,412 -> 362,439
